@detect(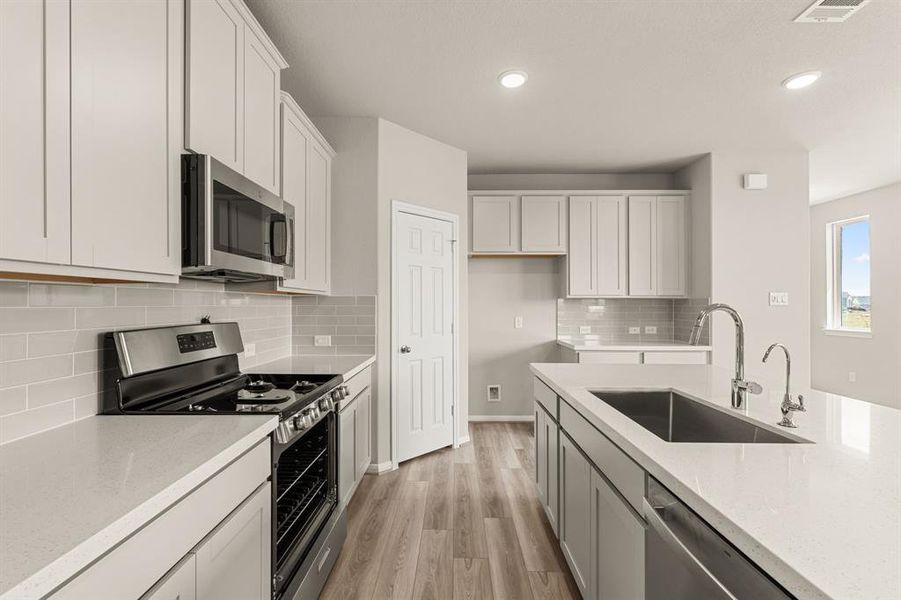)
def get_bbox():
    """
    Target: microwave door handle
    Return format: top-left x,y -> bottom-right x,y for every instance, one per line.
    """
270,218 -> 288,263
286,216 -> 294,268
642,499 -> 738,600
